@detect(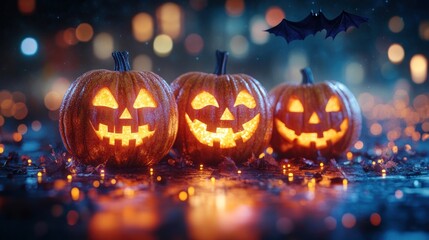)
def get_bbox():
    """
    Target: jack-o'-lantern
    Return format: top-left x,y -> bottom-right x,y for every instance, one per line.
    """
171,50 -> 272,165
269,67 -> 361,158
59,51 -> 178,167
